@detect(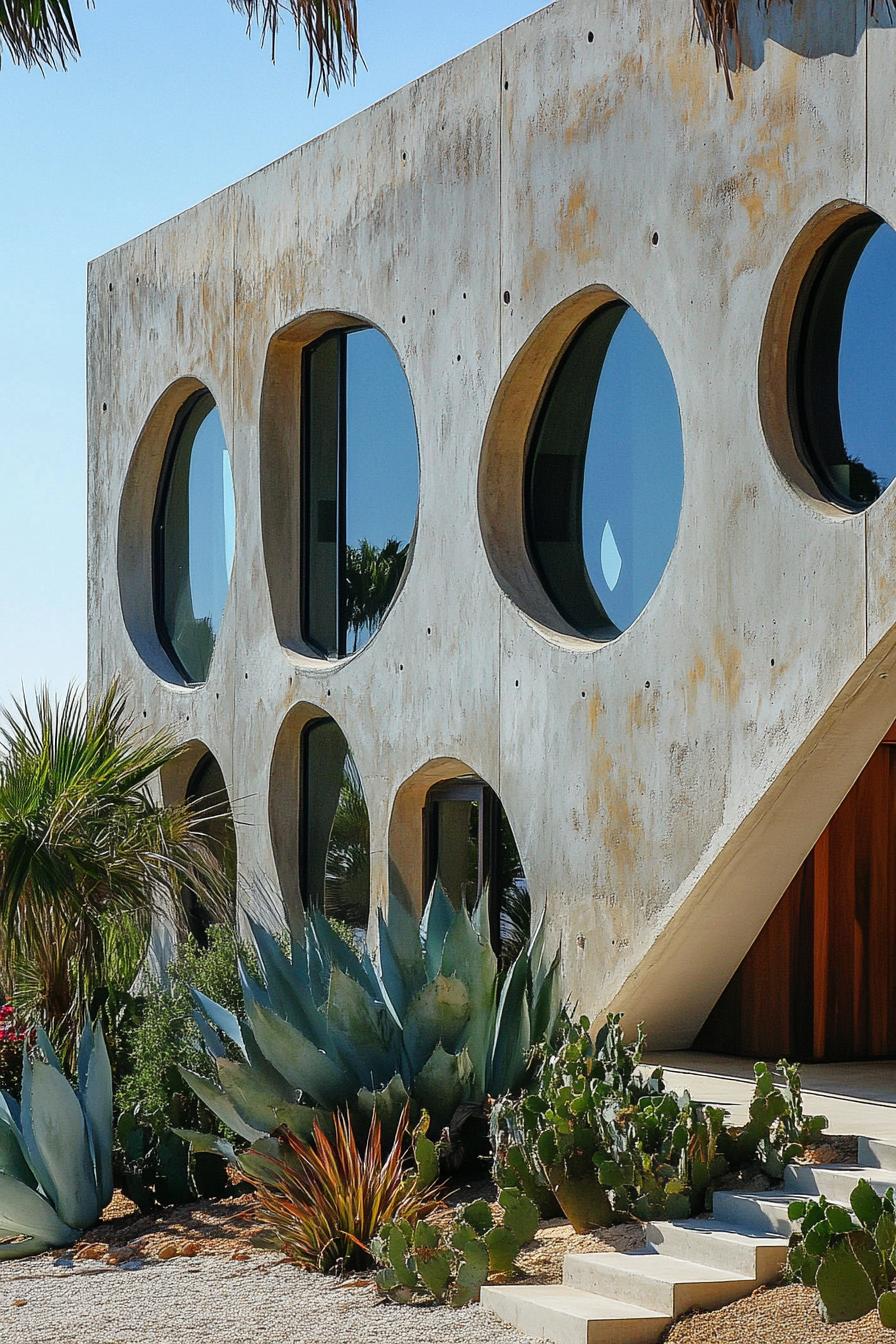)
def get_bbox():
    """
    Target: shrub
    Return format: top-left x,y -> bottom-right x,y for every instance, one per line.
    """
182,884 -> 562,1155
493,1013 -> 826,1232
788,1181 -> 896,1328
115,926 -> 251,1210
238,1106 -> 443,1274
0,1003 -> 29,1097
0,1020 -> 112,1259
372,1187 -> 540,1307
